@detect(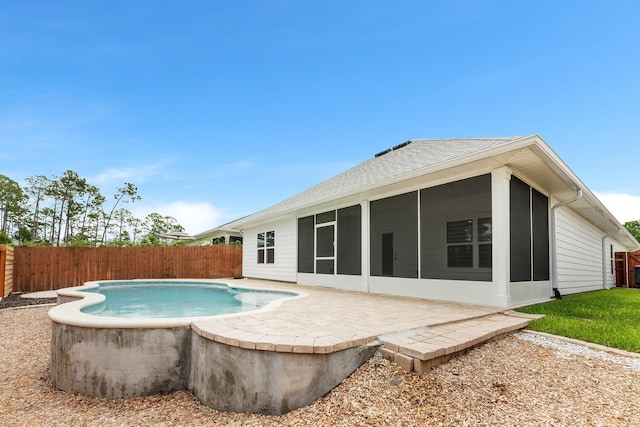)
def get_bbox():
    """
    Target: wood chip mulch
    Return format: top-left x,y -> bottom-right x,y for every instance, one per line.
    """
1,305 -> 639,426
